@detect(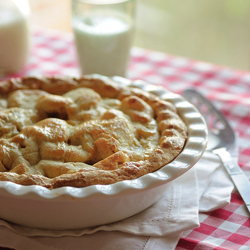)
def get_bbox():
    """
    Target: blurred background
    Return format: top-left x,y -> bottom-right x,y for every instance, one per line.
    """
29,0 -> 250,71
